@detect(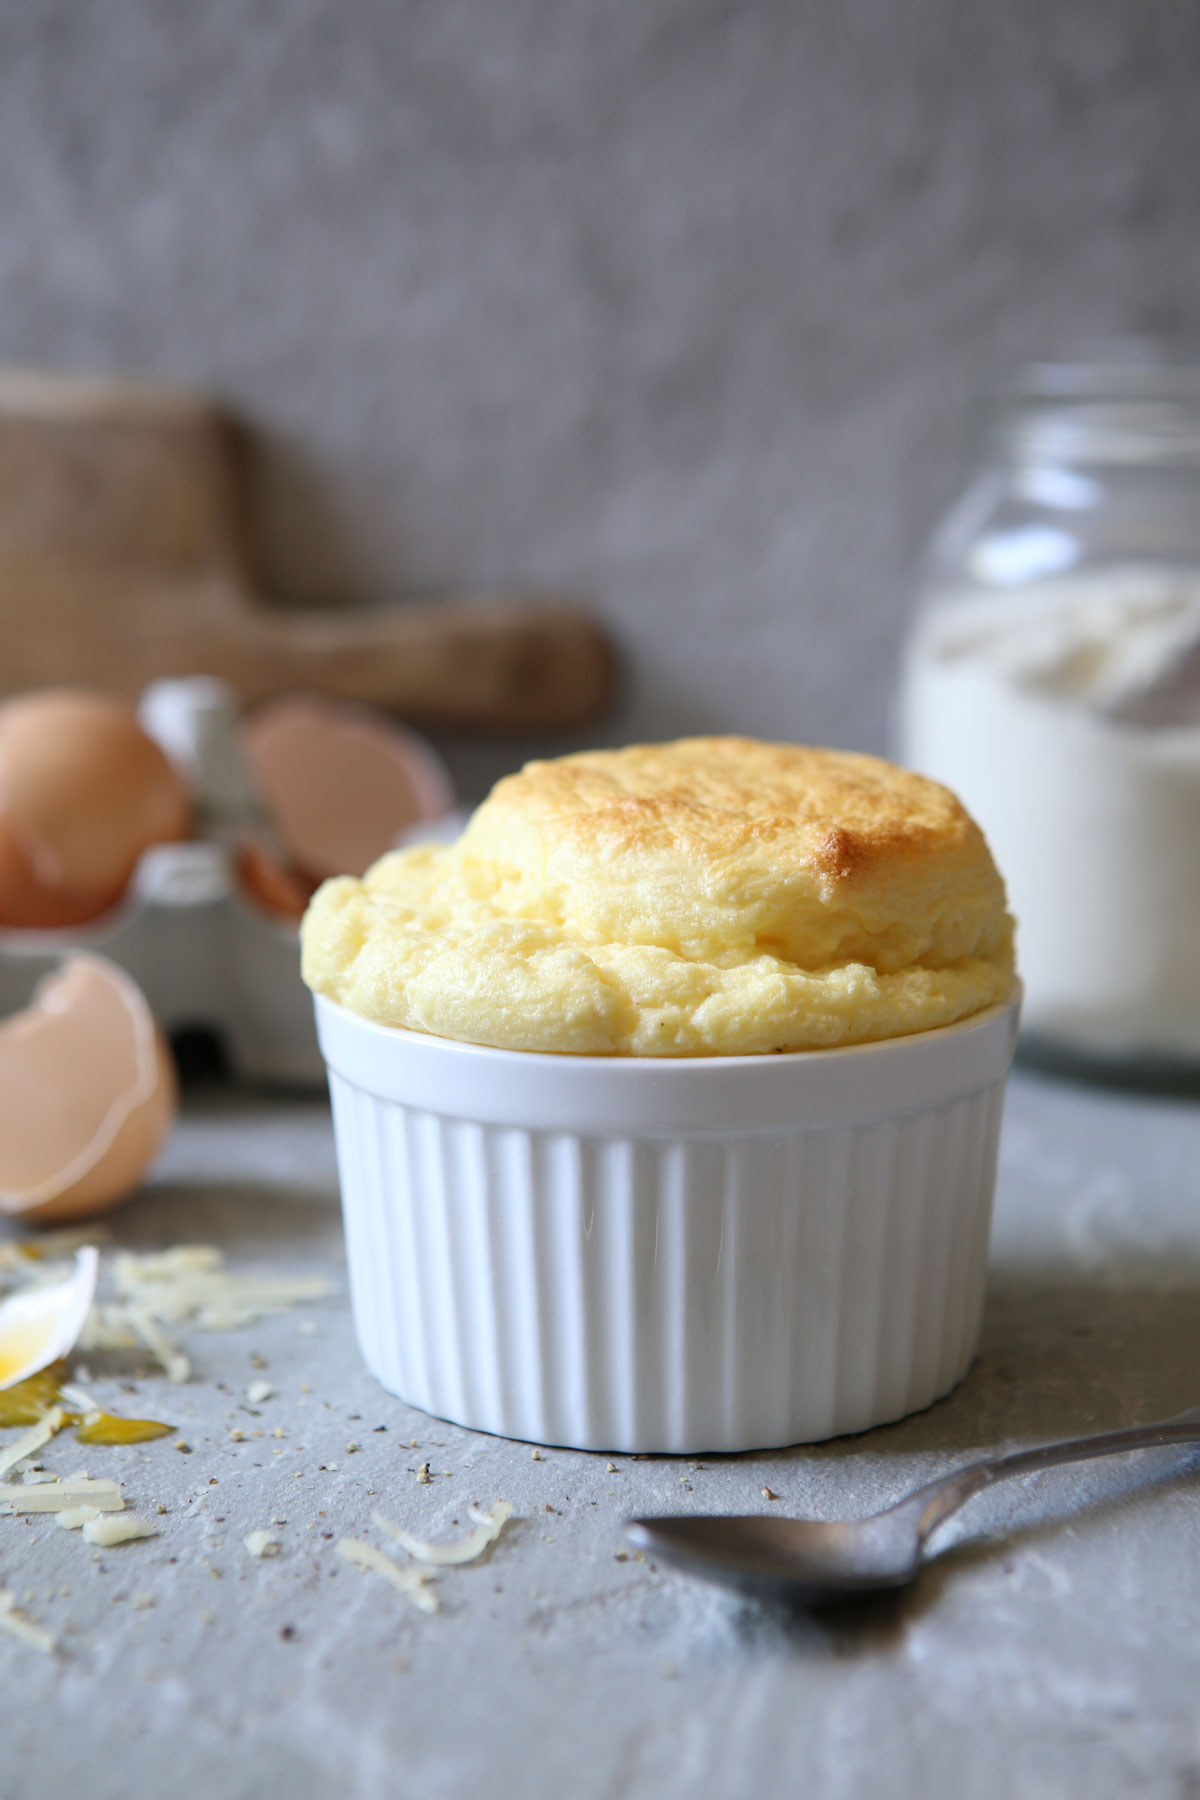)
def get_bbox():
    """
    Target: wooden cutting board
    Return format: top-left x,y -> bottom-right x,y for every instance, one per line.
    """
0,371 -> 614,731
